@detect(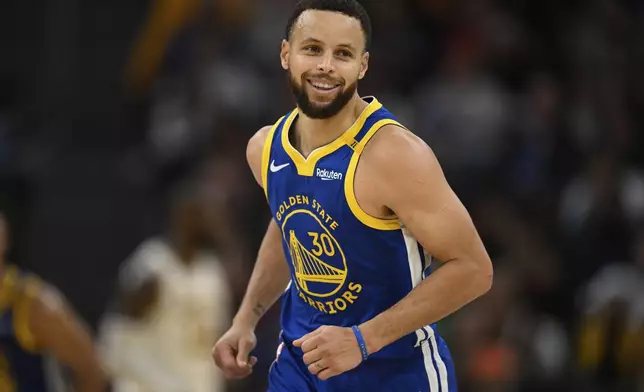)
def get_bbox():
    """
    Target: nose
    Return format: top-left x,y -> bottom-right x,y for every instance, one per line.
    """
316,52 -> 335,74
